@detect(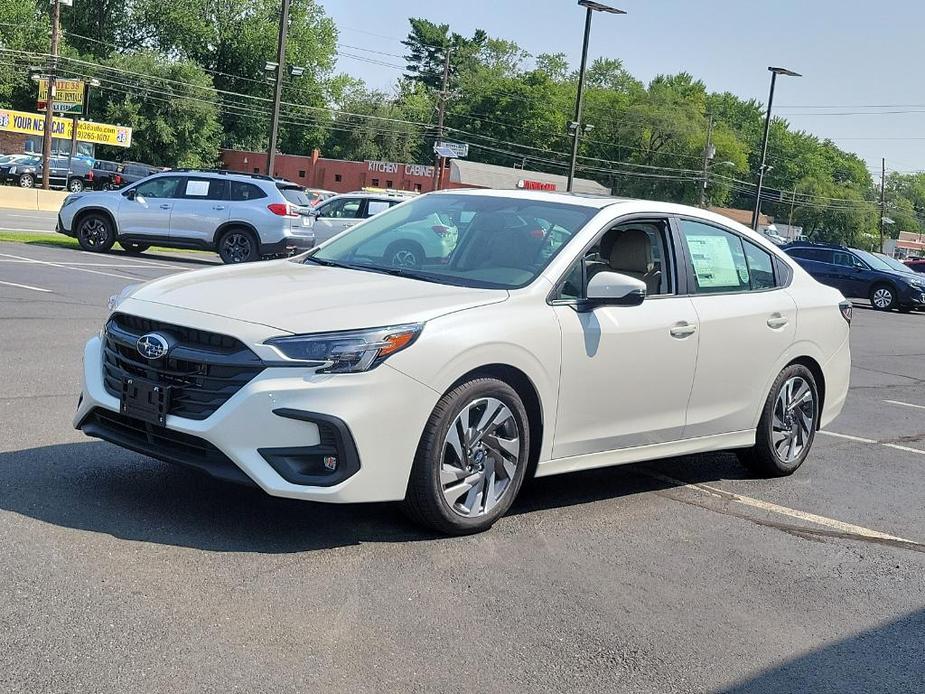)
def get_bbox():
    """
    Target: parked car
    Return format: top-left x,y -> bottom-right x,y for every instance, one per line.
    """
91,159 -> 124,190
309,192 -> 408,245
57,170 -> 315,262
74,191 -> 851,535
785,242 -> 925,312
0,155 -> 94,192
903,258 -> 925,273
118,161 -> 163,186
